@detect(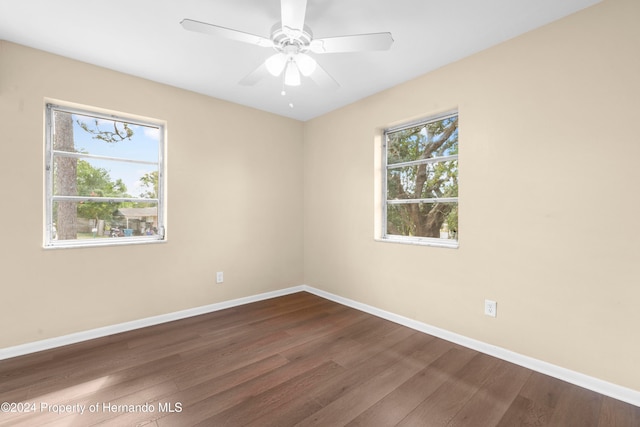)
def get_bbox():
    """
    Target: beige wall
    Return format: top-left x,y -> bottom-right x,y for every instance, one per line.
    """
304,0 -> 640,391
0,40 -> 304,348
